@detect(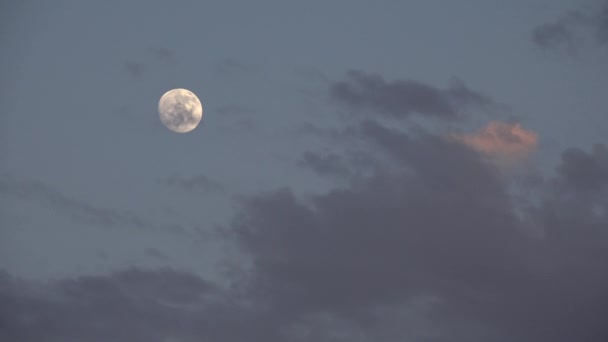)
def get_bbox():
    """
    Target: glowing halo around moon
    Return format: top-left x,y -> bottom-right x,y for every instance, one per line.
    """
158,88 -> 203,133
